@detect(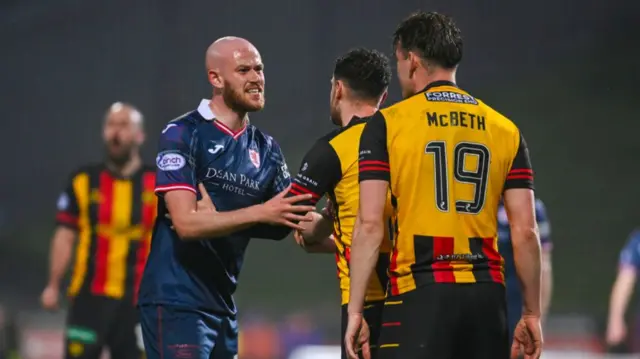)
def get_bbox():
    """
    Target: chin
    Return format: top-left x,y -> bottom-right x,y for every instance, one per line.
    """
243,100 -> 265,112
